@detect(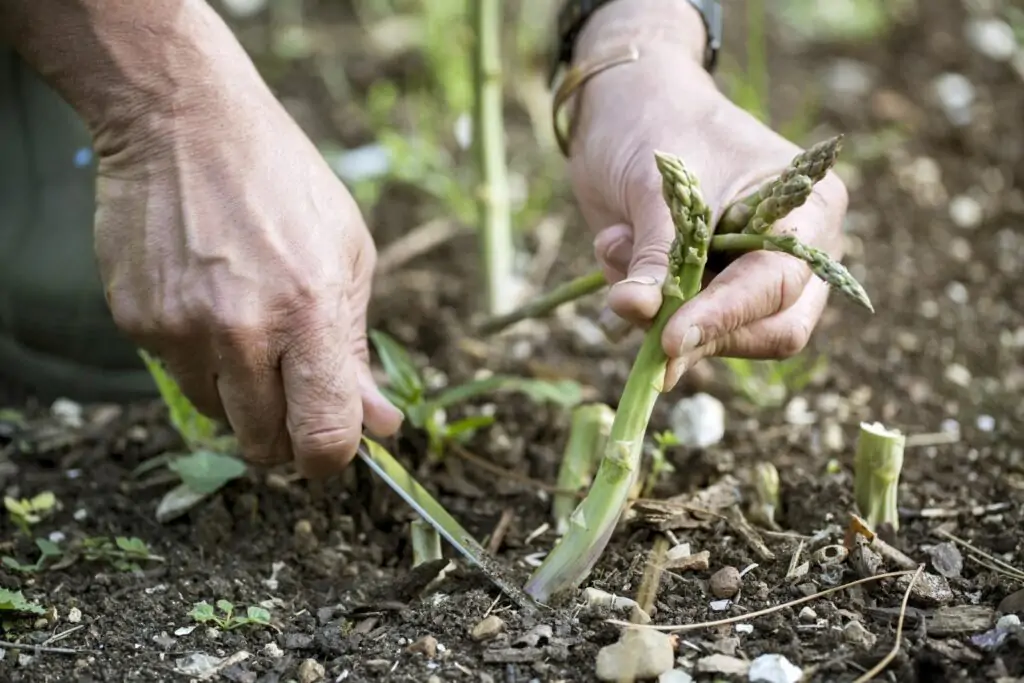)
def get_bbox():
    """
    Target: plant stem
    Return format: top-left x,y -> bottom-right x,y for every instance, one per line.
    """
524,152 -> 712,603
476,269 -> 606,335
552,403 -> 615,535
410,518 -> 443,567
478,230 -> 872,336
854,422 -> 906,533
471,0 -> 514,316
